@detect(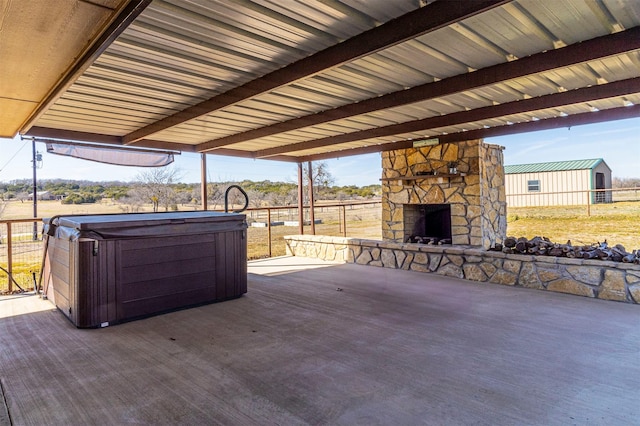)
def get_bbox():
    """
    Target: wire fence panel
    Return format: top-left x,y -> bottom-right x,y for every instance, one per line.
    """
506,187 -> 640,215
245,201 -> 382,259
1,220 -> 43,293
